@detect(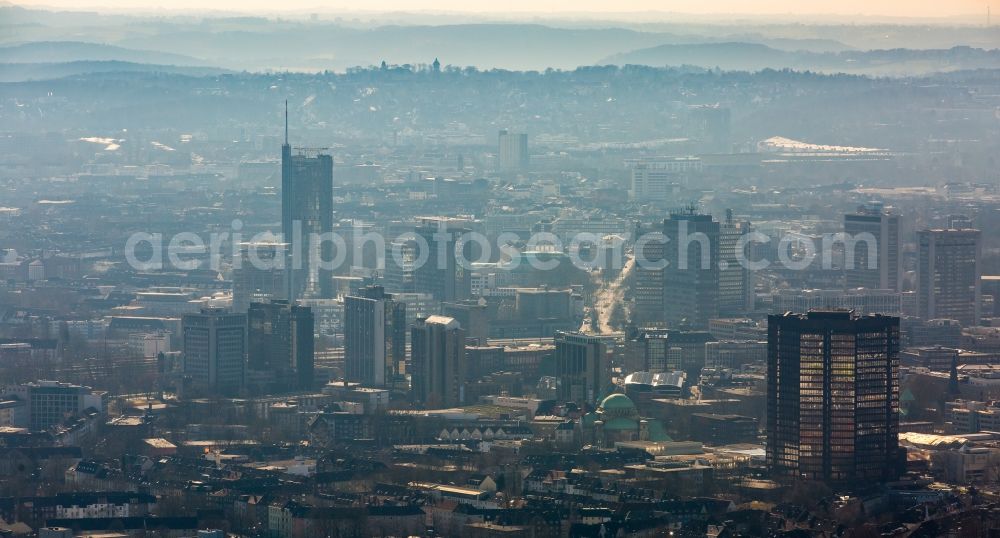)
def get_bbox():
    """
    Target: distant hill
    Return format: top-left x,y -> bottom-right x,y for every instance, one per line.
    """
601,43 -> 1000,75
725,35 -> 853,53
113,23 -> 678,72
3,16 -> 995,75
0,60 -> 229,82
0,41 -> 211,67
